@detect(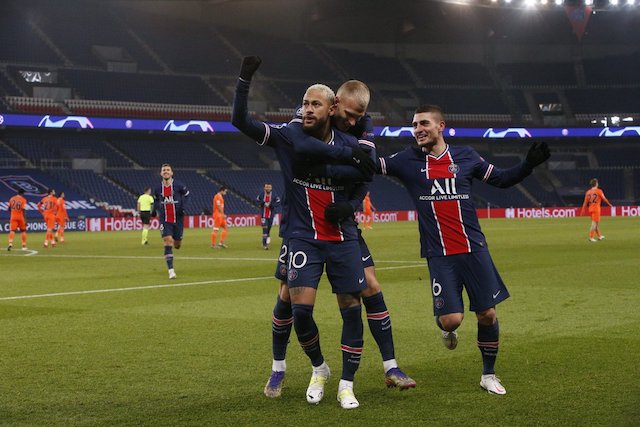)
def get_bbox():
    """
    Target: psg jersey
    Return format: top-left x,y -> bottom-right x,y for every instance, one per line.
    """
380,144 -> 533,258
233,79 -> 366,241
153,179 -> 190,224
